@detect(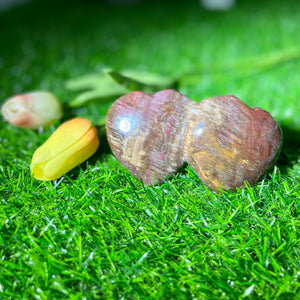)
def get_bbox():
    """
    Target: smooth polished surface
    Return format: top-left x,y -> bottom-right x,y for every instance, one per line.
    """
184,96 -> 282,190
106,90 -> 189,185
106,89 -> 282,191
